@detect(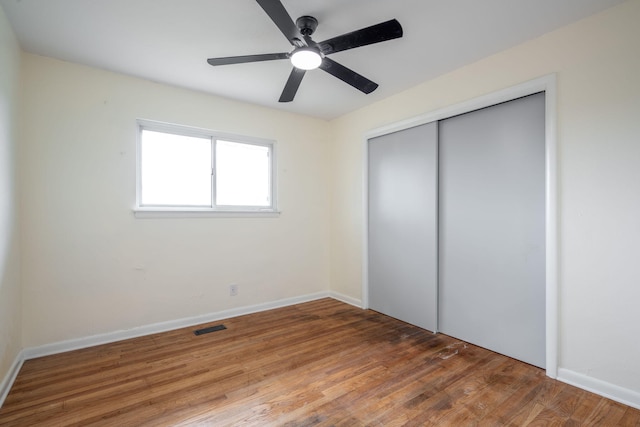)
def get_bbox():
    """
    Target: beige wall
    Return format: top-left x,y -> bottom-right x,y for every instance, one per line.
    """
19,54 -> 331,347
329,0 -> 640,395
0,7 -> 22,384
